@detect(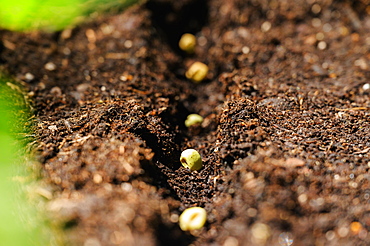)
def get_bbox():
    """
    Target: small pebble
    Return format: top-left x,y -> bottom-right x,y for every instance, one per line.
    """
338,226 -> 349,237
242,46 -> 250,54
84,238 -> 101,246
261,21 -> 272,32
93,174 -> 103,184
24,72 -> 34,81
278,232 -> 294,246
44,62 -> 56,71
251,223 -> 271,244
317,41 -> 327,50
223,236 -> 239,246
325,230 -> 336,241
350,222 -> 362,235
312,4 -> 321,14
